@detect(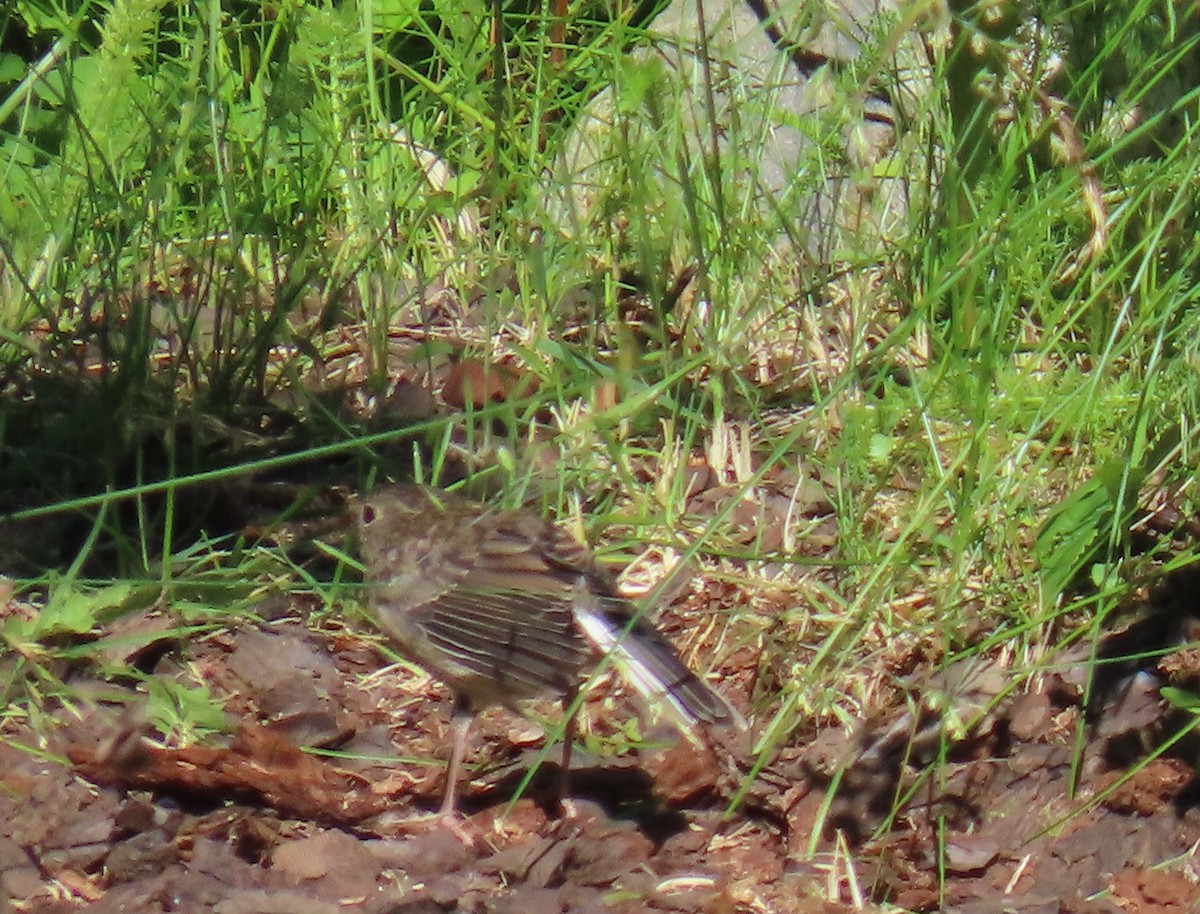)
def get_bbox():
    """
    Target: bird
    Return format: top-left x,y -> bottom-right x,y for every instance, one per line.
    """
356,484 -> 745,813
